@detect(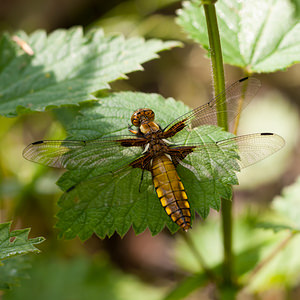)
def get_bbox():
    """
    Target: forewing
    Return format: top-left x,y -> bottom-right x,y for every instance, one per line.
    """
23,136 -> 146,172
163,77 -> 261,135
172,133 -> 285,183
